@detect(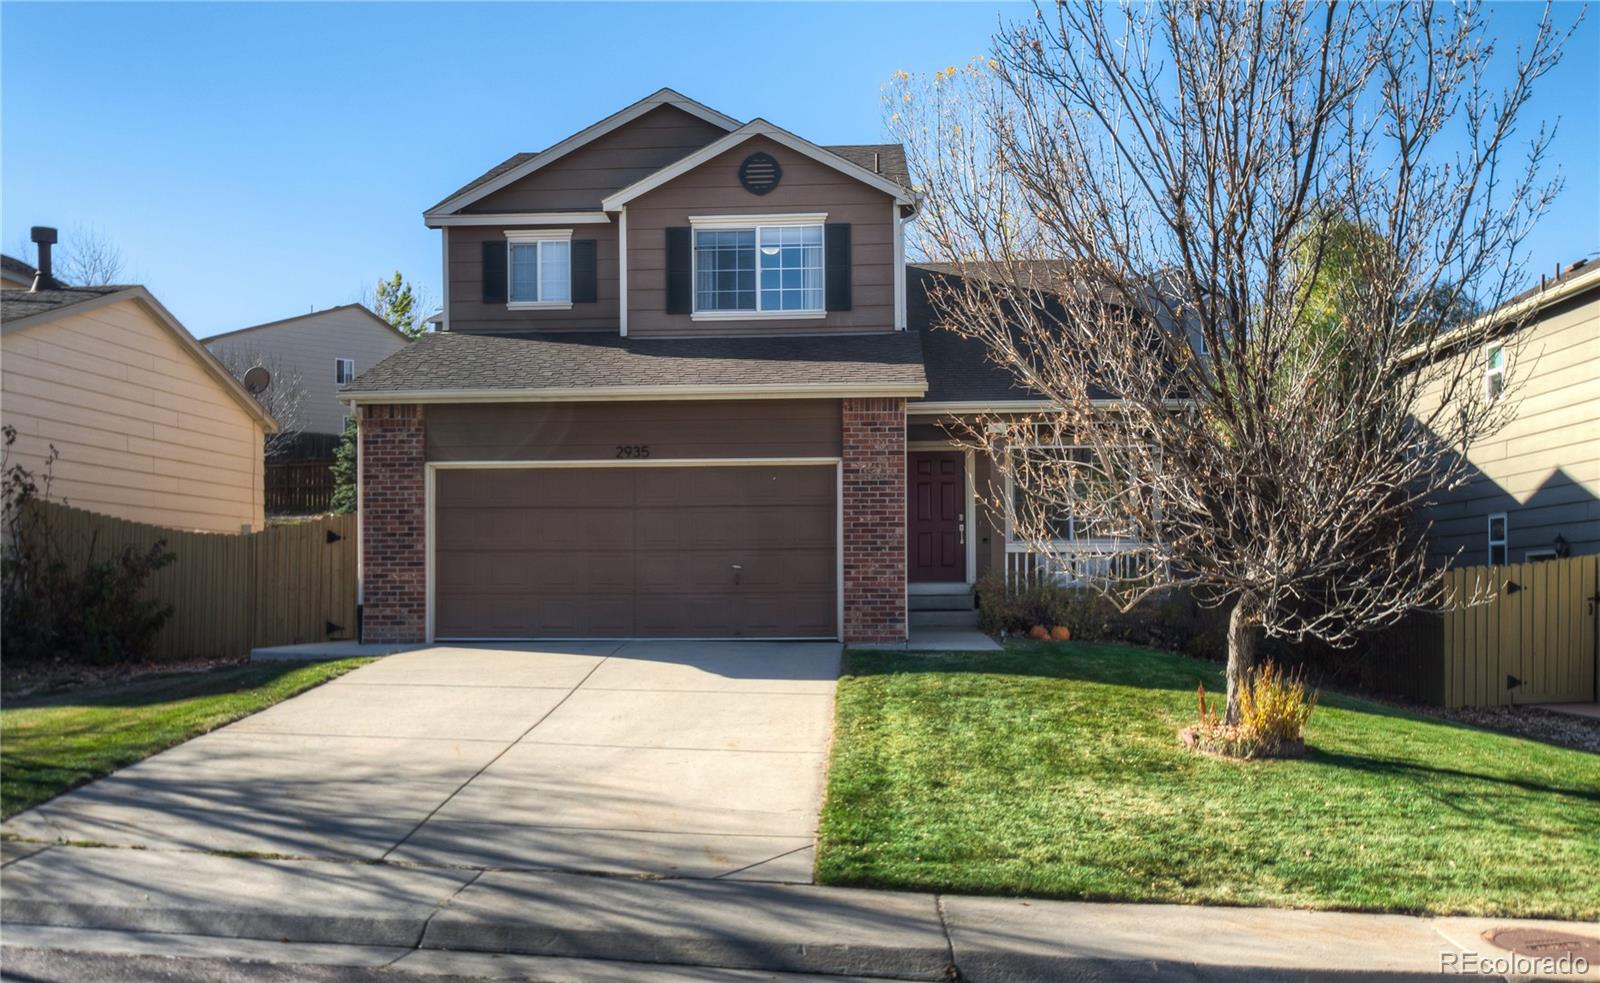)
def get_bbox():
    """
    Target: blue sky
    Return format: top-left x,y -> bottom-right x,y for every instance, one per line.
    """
3,2 -> 1595,338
